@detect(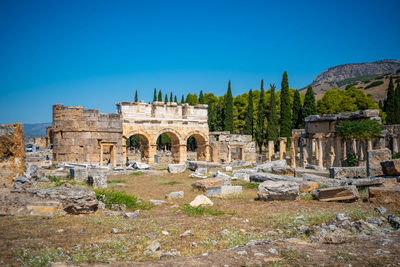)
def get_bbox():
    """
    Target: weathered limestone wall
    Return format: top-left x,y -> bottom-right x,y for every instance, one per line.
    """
117,101 -> 209,164
34,137 -> 47,149
0,123 -> 25,187
51,104 -> 124,166
209,131 -> 256,163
